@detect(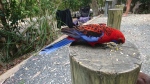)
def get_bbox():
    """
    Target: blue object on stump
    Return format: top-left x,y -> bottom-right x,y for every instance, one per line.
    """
39,38 -> 74,55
